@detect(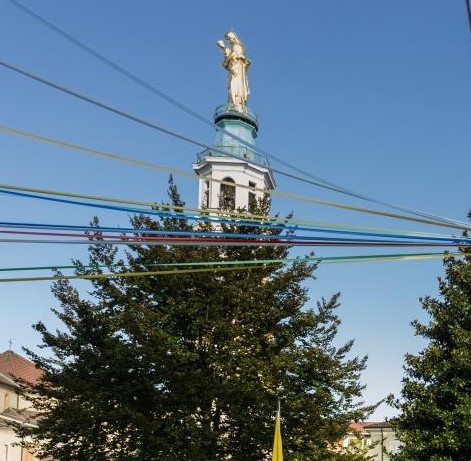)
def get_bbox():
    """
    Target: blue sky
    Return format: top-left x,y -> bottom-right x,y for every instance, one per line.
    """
0,0 -> 470,420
